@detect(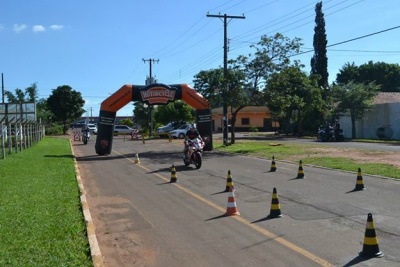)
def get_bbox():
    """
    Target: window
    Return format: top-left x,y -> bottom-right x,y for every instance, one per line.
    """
241,118 -> 250,125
